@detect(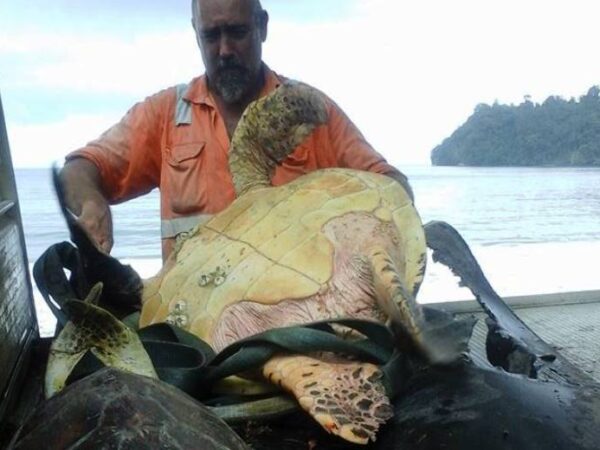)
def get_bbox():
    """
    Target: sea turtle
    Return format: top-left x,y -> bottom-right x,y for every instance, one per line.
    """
136,81 -> 436,444
45,81 -> 449,445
